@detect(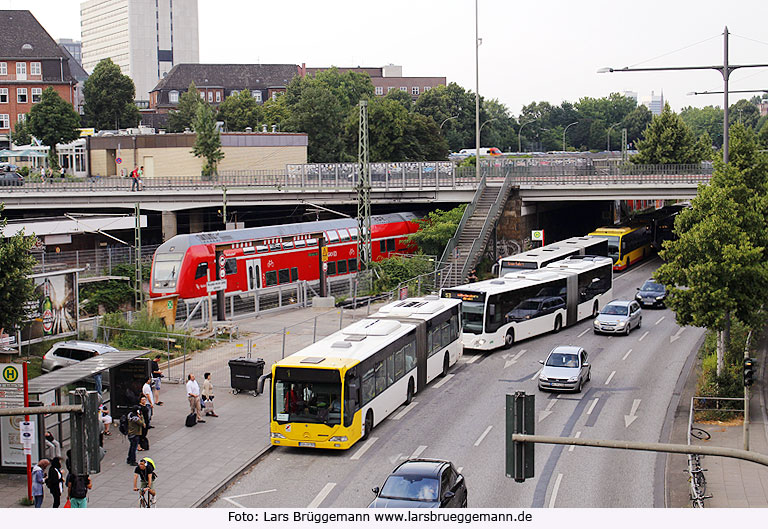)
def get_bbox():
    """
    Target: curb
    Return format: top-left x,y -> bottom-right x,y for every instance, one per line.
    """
192,444 -> 276,508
